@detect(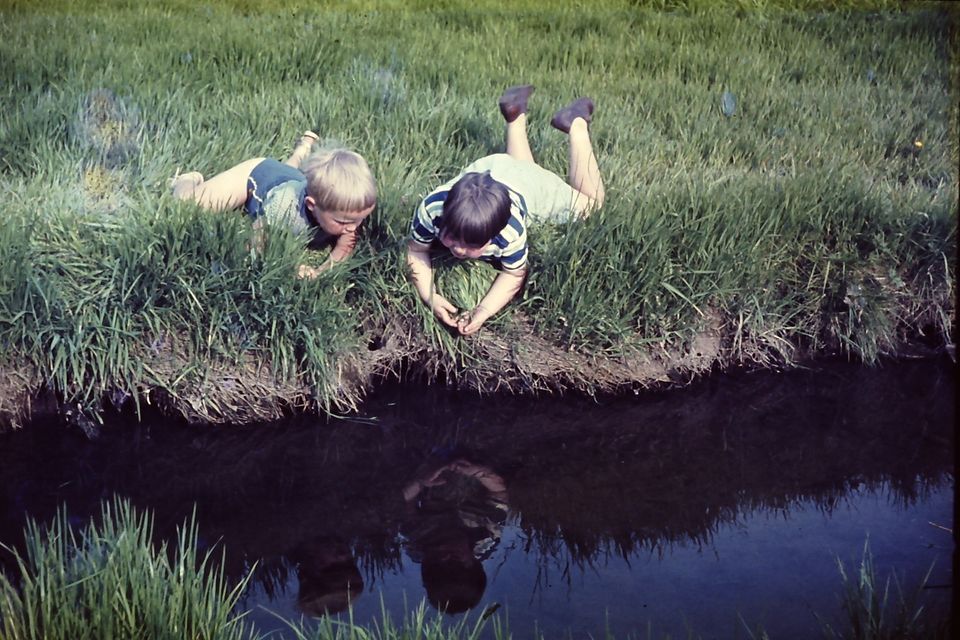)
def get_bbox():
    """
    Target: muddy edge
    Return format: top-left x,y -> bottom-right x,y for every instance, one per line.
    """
1,306 -> 953,429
